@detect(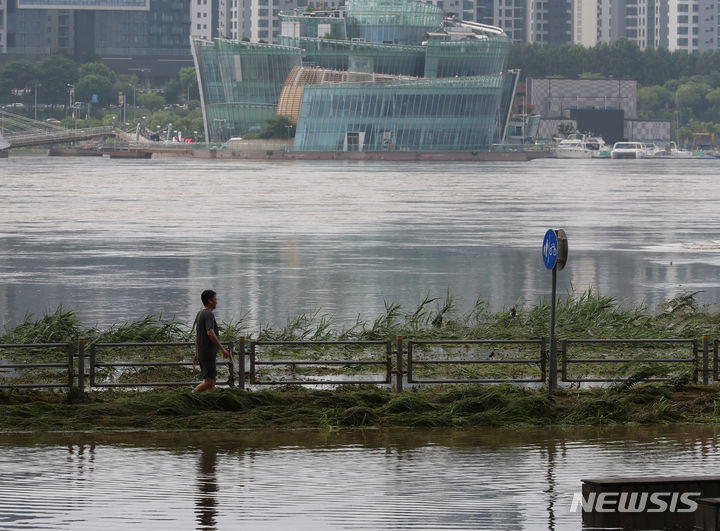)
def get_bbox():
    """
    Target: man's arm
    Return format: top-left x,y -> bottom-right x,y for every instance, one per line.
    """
207,328 -> 230,358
